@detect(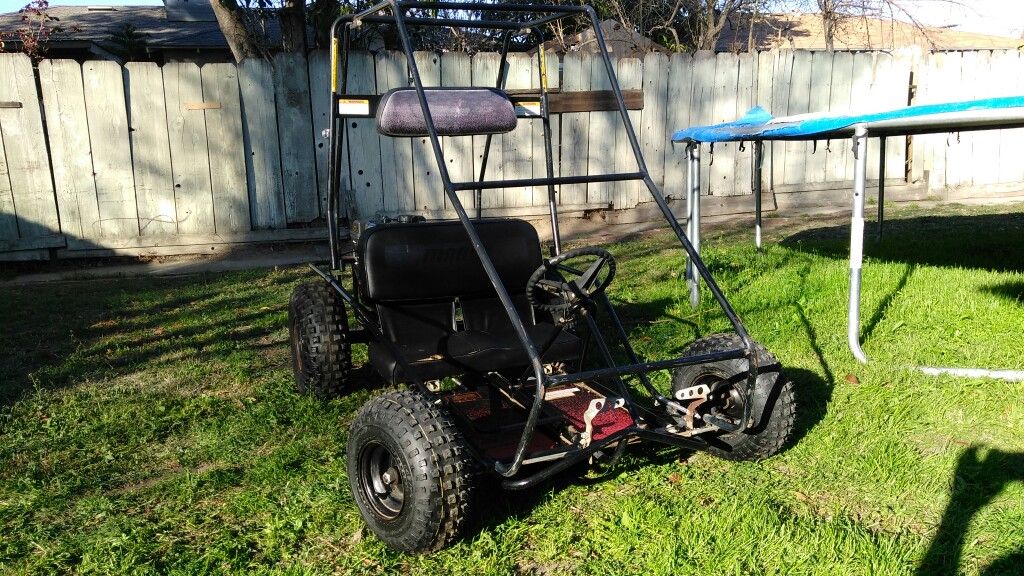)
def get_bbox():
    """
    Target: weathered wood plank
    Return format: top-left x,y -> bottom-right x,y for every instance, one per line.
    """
530,51 -> 560,208
995,51 -> 1024,183
805,51 -> 833,184
0,53 -> 60,239
124,62 -> 177,237
441,51 -> 475,210
663,52 -> 694,201
163,62 -> 214,235
587,52 -> 616,205
755,50 -> 777,192
307,51 -> 332,217
641,52 -> 669,193
709,52 -> 738,196
376,51 -> 416,213
613,57 -> 642,208
239,58 -> 286,229
83,60 -> 139,239
969,51 -> 999,186
849,51 -> 876,180
38,59 -> 102,240
201,63 -> 250,233
948,52 -> 973,188
559,52 -> 590,205
732,51 -> 757,196
0,128 -> 16,241
544,90 -> 643,113
690,51 -> 716,195
274,52 -> 320,223
770,51 -> 794,188
826,51 -> 854,183
407,51 -> 444,212
345,51 -> 385,219
783,50 -> 812,186
884,50 -> 912,181
502,52 -> 534,208
470,52 -> 505,209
